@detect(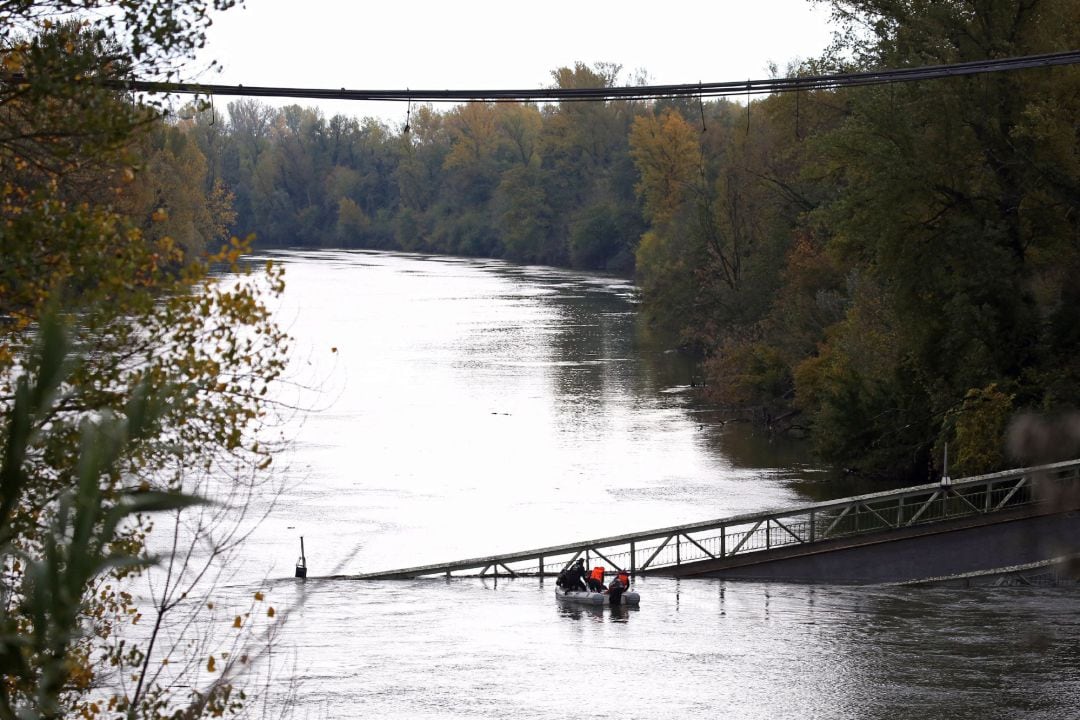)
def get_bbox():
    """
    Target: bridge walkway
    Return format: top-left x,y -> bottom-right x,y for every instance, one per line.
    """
347,460 -> 1080,582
